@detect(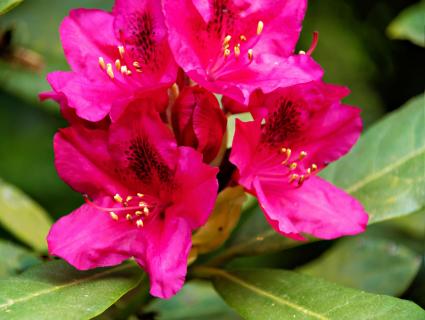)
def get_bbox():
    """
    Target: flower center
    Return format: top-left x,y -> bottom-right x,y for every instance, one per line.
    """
280,147 -> 318,187
207,20 -> 264,79
97,45 -> 143,80
84,192 -> 160,228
